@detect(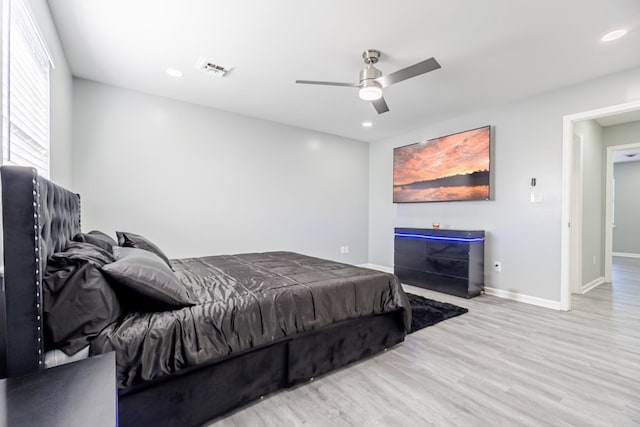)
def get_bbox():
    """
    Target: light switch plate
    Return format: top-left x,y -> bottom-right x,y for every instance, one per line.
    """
530,191 -> 544,203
